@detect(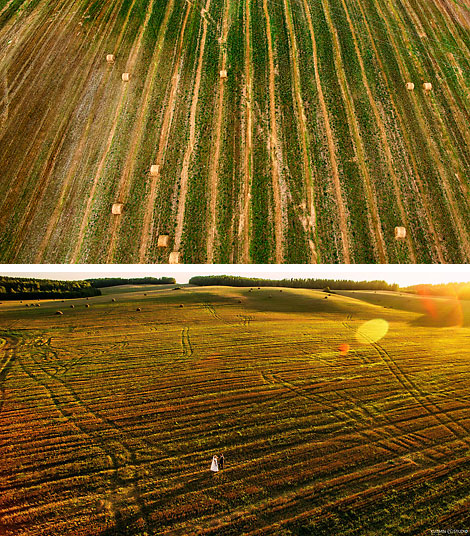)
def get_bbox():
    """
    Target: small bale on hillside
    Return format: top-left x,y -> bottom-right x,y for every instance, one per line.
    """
179,304 -> 184,308
112,203 -> 123,215
85,304 -> 90,308
25,304 -> 29,307
406,82 -> 414,91
423,82 -> 432,91
150,164 -> 160,176
136,307 -> 141,311
112,298 -> 116,302
106,54 -> 115,64
70,305 -> 75,308
36,304 -> 40,307
395,226 -> 407,240
169,252 -> 180,264
220,70 -> 227,79
238,300 -> 242,303
55,311 -> 63,315
122,72 -> 130,82
157,235 -> 169,247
